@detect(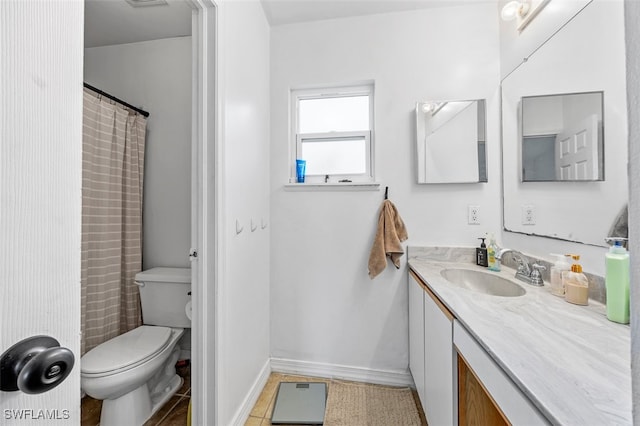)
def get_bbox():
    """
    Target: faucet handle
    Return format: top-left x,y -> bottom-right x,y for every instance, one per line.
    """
514,255 -> 531,274
530,263 -> 546,286
532,263 -> 546,272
